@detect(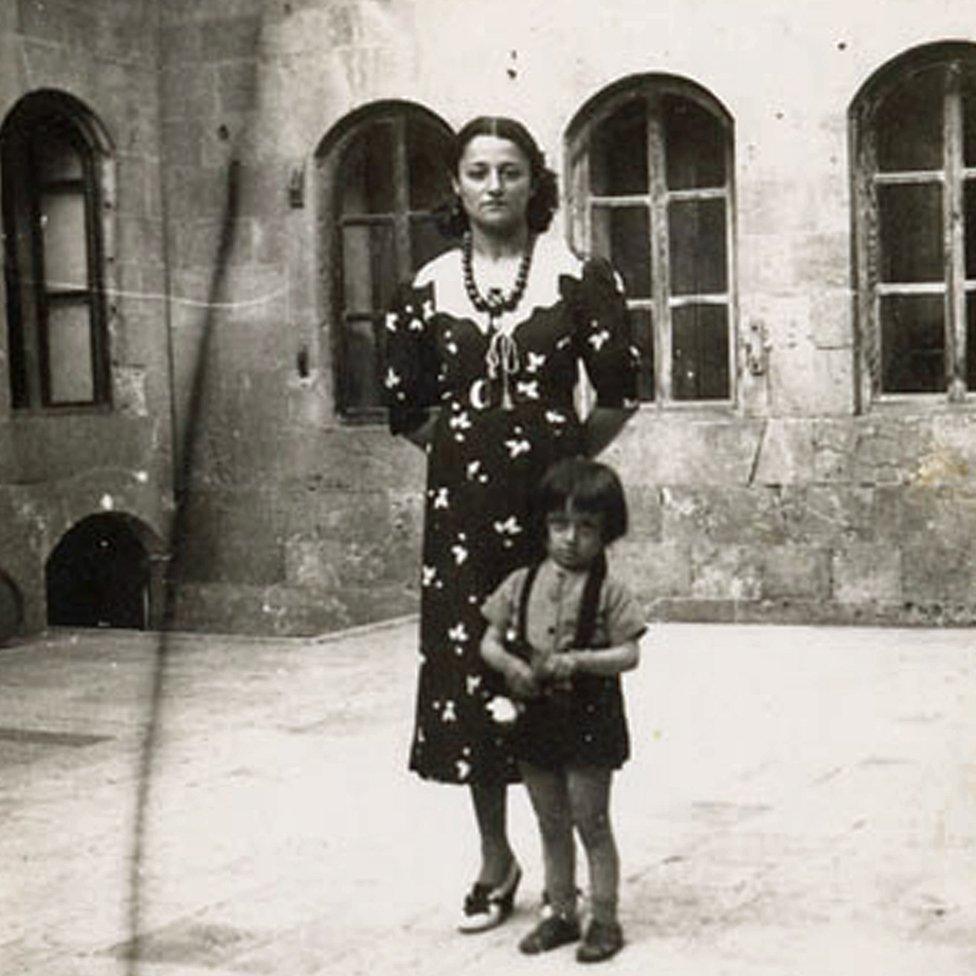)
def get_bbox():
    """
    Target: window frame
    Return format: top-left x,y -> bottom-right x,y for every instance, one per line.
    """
315,101 -> 454,424
851,43 -> 976,410
565,75 -> 737,409
1,90 -> 113,412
